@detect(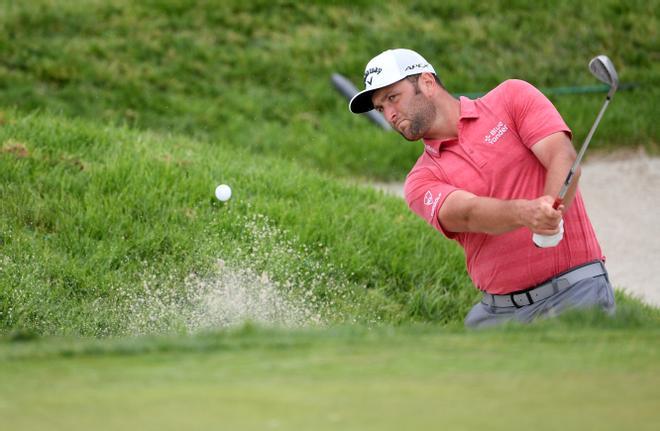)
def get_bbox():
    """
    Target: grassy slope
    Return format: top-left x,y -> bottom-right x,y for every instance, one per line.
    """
2,111 -> 657,336
1,324 -> 659,431
0,2 -> 659,424
1,0 -> 659,335
0,0 -> 658,181
0,111 -> 476,335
